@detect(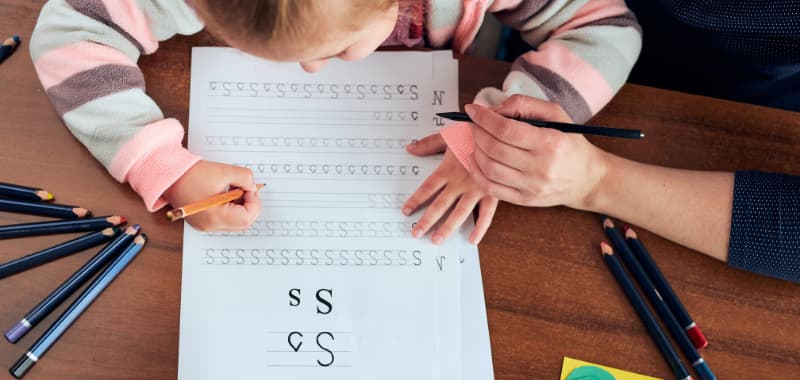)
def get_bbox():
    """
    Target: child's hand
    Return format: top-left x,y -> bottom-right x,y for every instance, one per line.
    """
164,160 -> 261,231
402,148 -> 498,245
